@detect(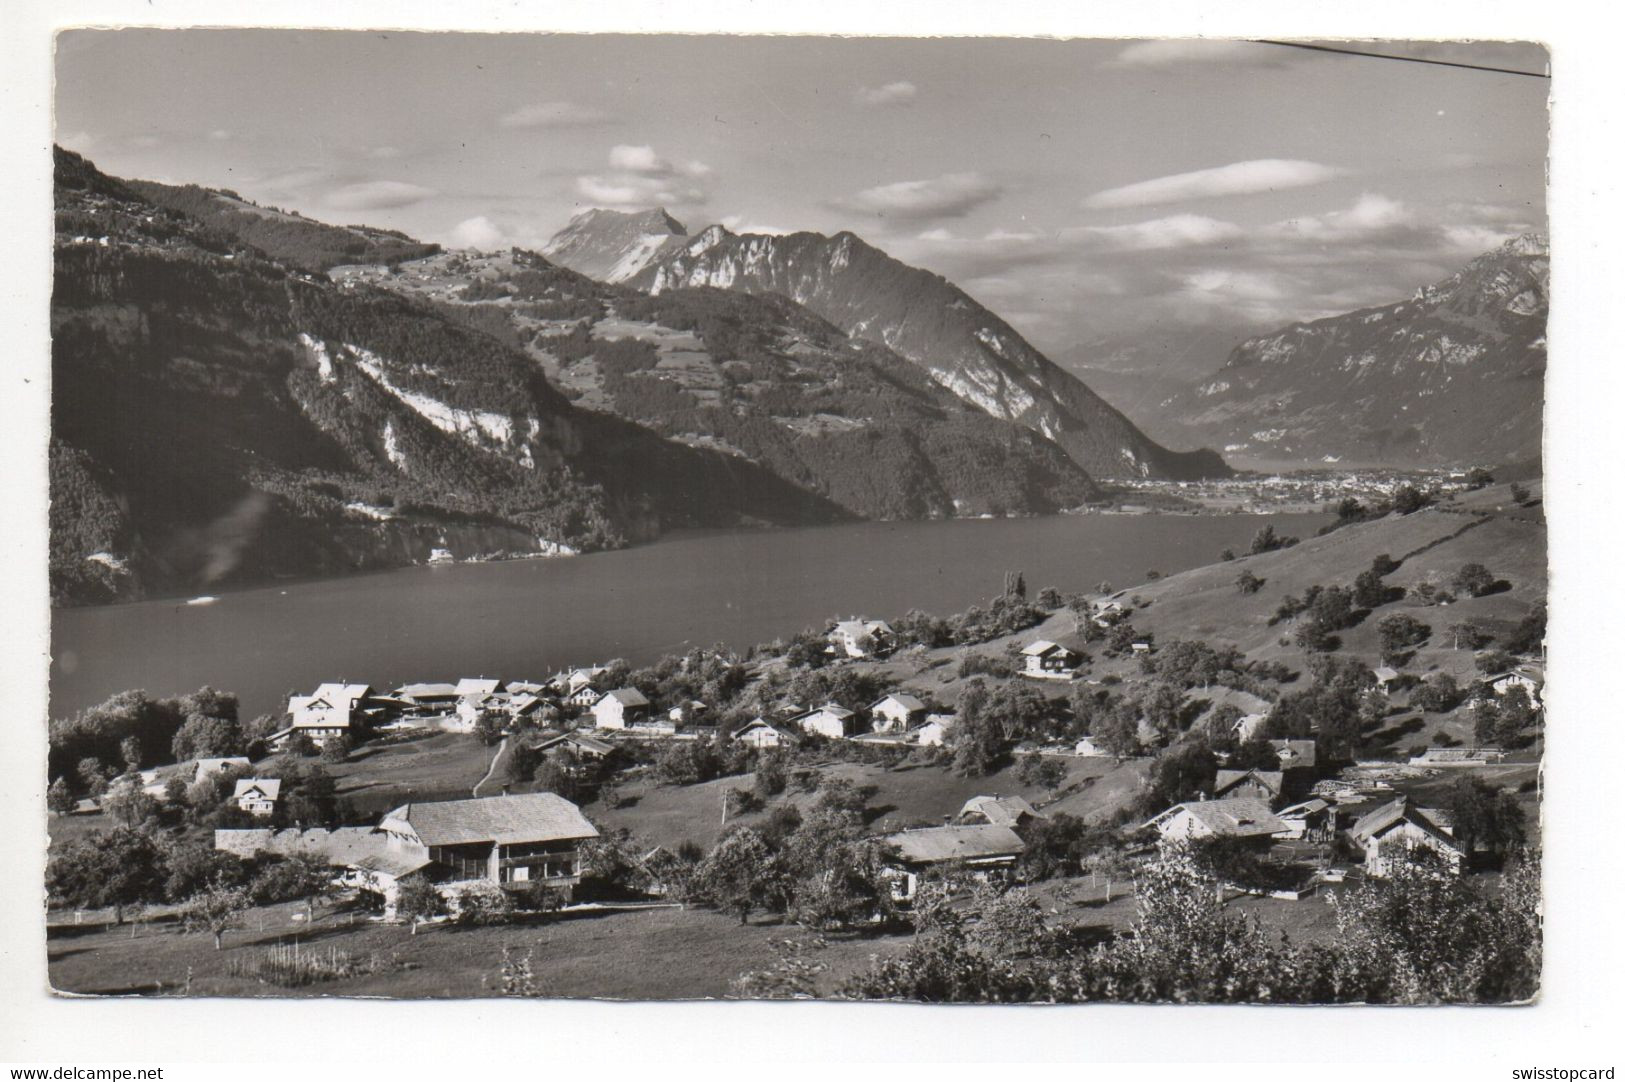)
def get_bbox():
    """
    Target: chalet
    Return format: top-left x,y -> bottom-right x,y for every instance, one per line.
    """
732,717 -> 797,749
827,618 -> 895,659
591,688 -> 651,730
455,691 -> 509,732
455,677 -> 503,699
1347,798 -> 1463,877
1232,712 -> 1270,743
506,692 -> 556,724
1074,736 -> 1112,758
277,682 -> 372,748
231,778 -> 281,817
911,715 -> 952,748
531,730 -> 616,761
1487,668 -> 1543,703
378,792 -> 599,894
214,826 -> 432,917
869,693 -> 927,732
1130,641 -> 1153,655
1145,798 -> 1291,846
1270,739 -> 1317,772
193,757 -> 250,783
794,703 -> 857,740
1092,599 -> 1126,627
1020,640 -> 1082,680
959,794 -> 1043,828
1212,768 -> 1285,807
880,824 -> 1026,902
553,666 -> 607,697
393,682 -> 460,715
1373,666 -> 1401,689
668,700 -> 709,725
1277,798 -> 1333,842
